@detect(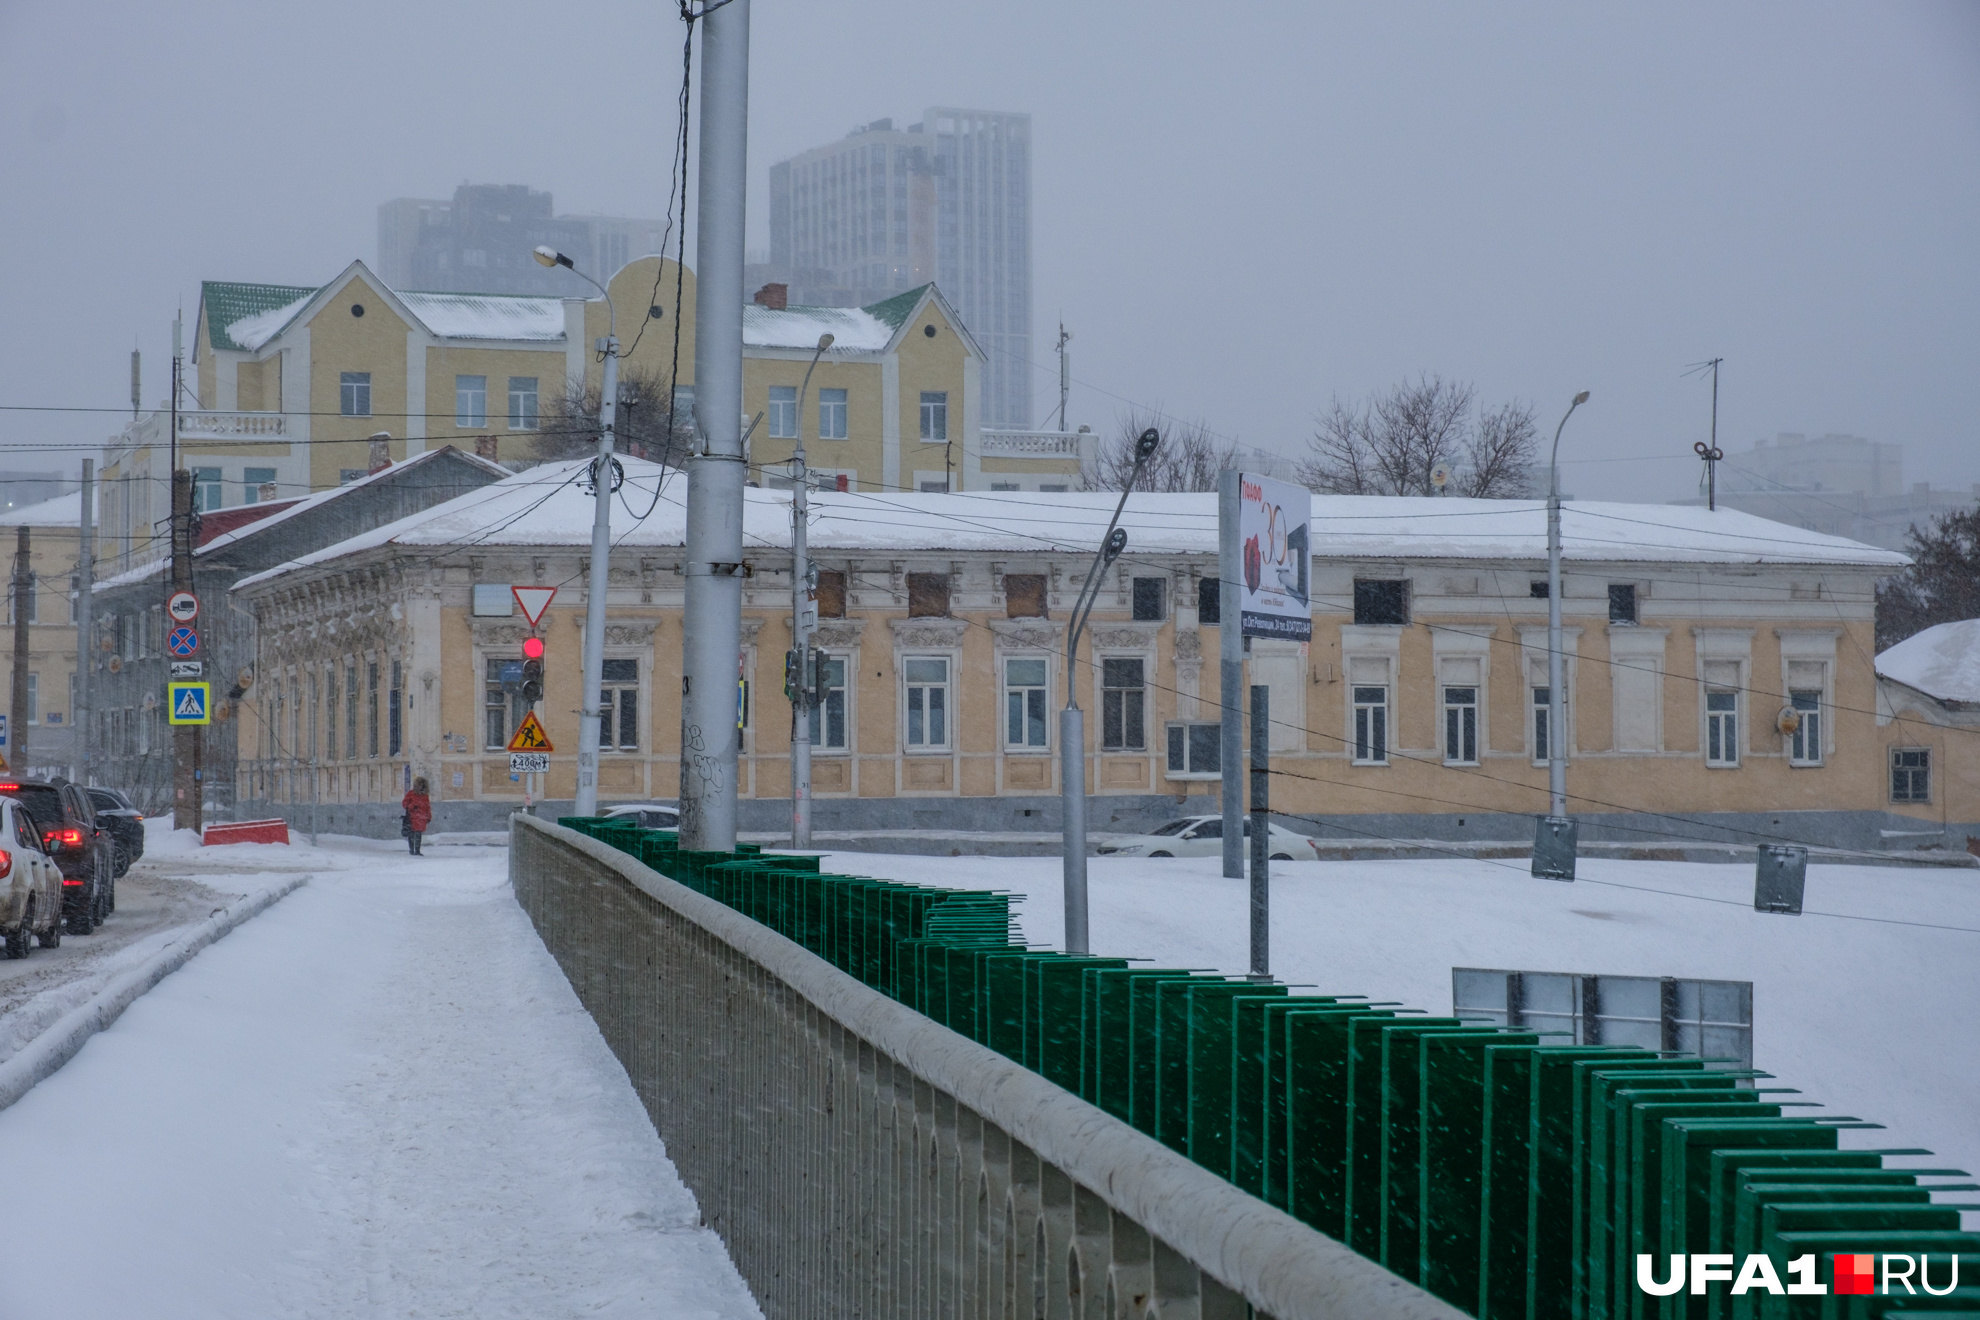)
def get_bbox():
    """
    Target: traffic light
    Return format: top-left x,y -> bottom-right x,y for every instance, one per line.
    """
521,635 -> 545,704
